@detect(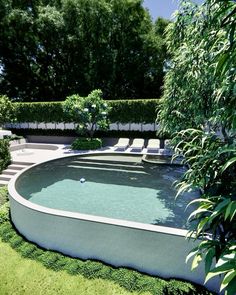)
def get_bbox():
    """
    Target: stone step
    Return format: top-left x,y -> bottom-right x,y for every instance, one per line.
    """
0,175 -> 12,181
1,169 -> 18,176
7,164 -> 28,171
0,180 -> 9,187
11,161 -> 35,166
